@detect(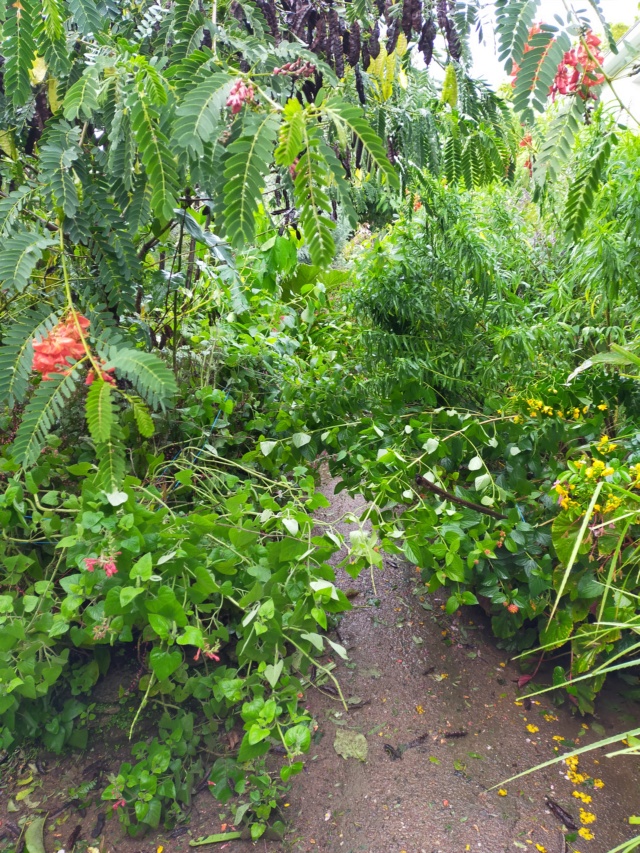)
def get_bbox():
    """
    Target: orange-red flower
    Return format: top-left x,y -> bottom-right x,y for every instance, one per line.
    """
32,314 -> 90,379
